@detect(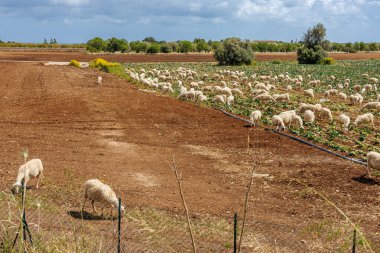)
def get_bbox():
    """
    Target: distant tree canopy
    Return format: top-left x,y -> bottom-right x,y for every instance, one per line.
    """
214,38 -> 254,66
297,23 -> 328,64
83,35 -> 380,54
